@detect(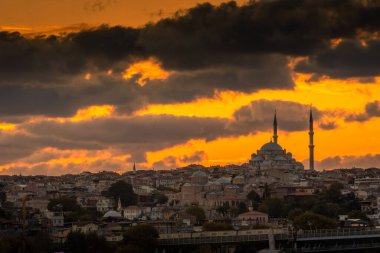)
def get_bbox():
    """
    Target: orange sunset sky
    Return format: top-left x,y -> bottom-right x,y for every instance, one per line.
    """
0,0 -> 379,175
